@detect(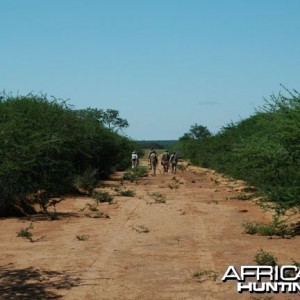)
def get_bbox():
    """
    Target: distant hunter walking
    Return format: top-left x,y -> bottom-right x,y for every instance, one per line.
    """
148,148 -> 158,175
169,152 -> 178,174
161,150 -> 170,173
131,150 -> 139,169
